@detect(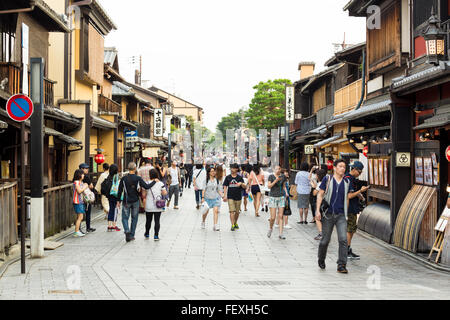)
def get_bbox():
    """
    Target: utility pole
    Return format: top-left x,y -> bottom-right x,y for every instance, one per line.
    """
30,58 -> 45,258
